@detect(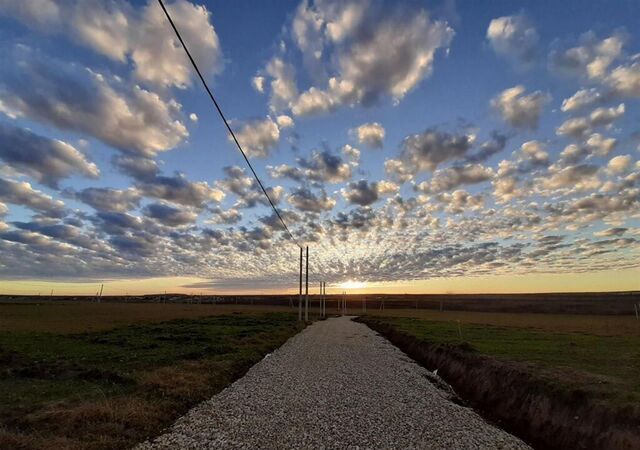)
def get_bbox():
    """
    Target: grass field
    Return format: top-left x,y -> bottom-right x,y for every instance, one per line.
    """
0,302 -> 303,450
359,311 -> 640,449
363,314 -> 640,402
